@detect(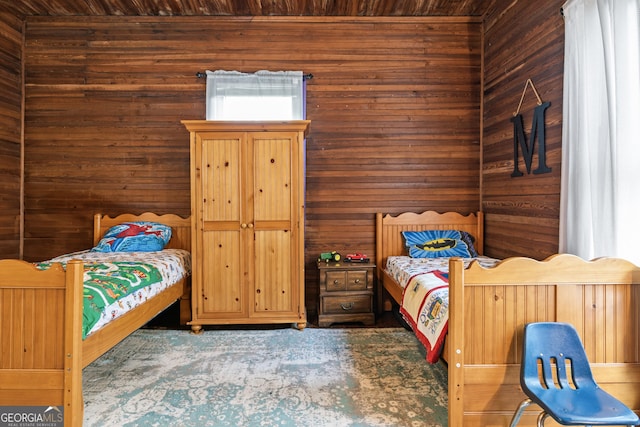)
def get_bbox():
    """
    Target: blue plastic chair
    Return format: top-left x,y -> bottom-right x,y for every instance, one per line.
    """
510,322 -> 640,427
